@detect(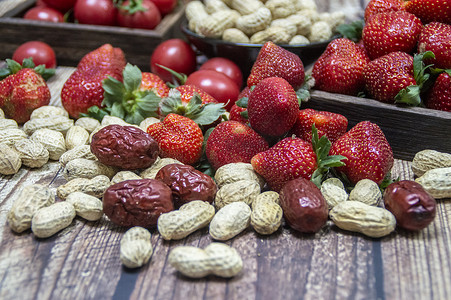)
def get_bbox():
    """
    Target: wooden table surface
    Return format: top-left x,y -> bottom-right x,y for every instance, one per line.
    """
1,64 -> 451,300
